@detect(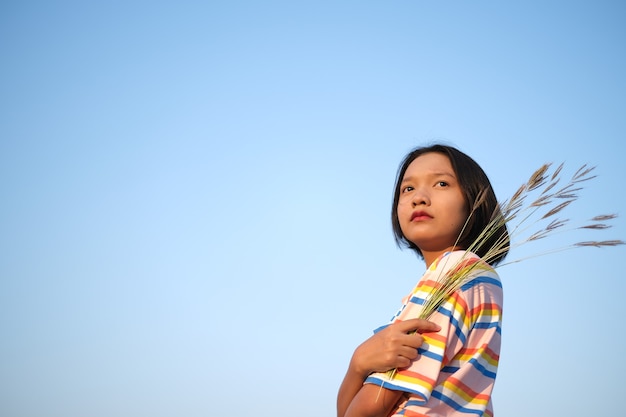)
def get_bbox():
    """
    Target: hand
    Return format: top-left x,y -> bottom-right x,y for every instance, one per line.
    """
350,318 -> 441,377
